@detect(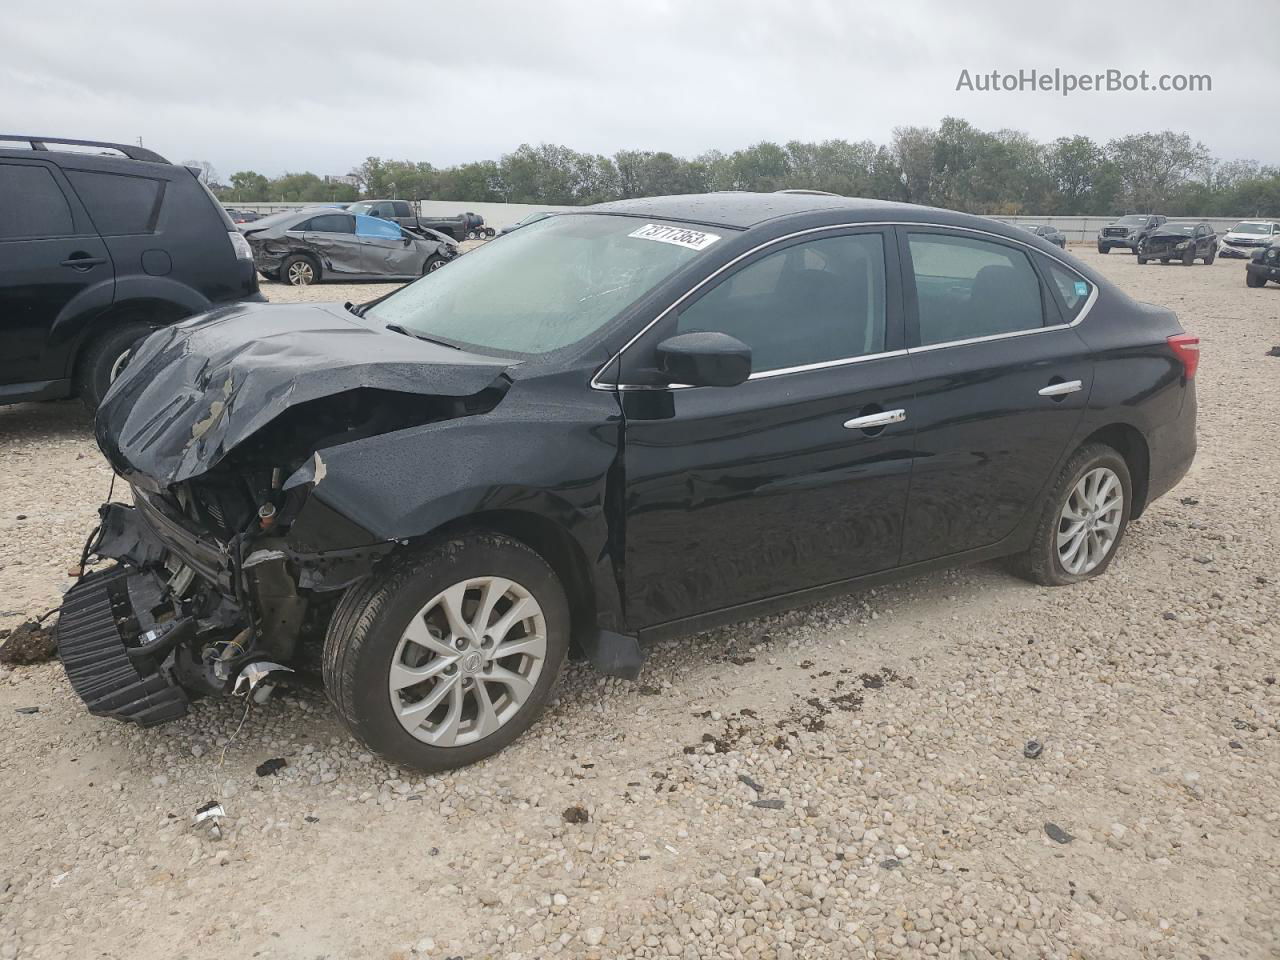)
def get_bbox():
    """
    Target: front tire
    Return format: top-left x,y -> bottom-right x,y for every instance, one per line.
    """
1203,247 -> 1216,265
75,320 -> 158,410
422,254 -> 447,275
1010,443 -> 1132,586
1097,244 -> 1109,254
1246,270 -> 1267,288
323,533 -> 570,772
1182,247 -> 1195,266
